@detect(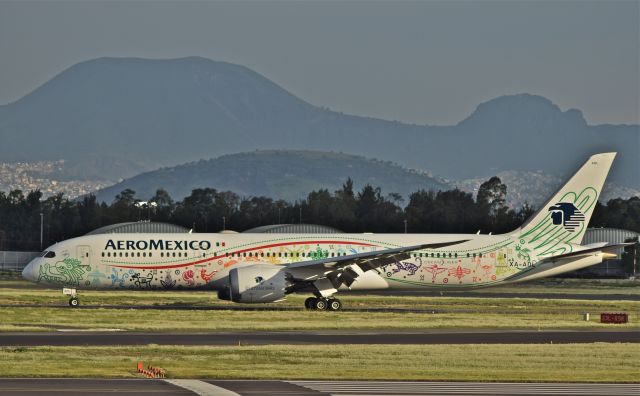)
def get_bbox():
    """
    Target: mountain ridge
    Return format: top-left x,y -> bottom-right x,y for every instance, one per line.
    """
93,149 -> 450,203
0,56 -> 637,187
